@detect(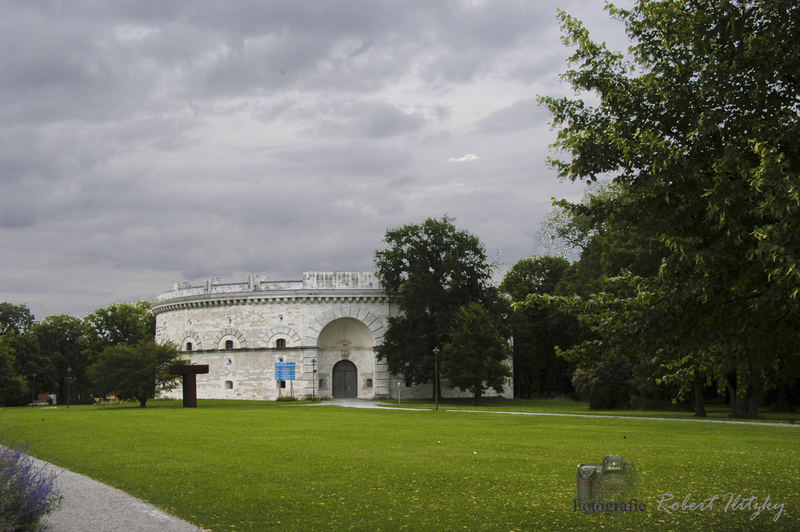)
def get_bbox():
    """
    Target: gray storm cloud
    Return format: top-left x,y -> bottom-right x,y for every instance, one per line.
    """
0,0 -> 633,317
